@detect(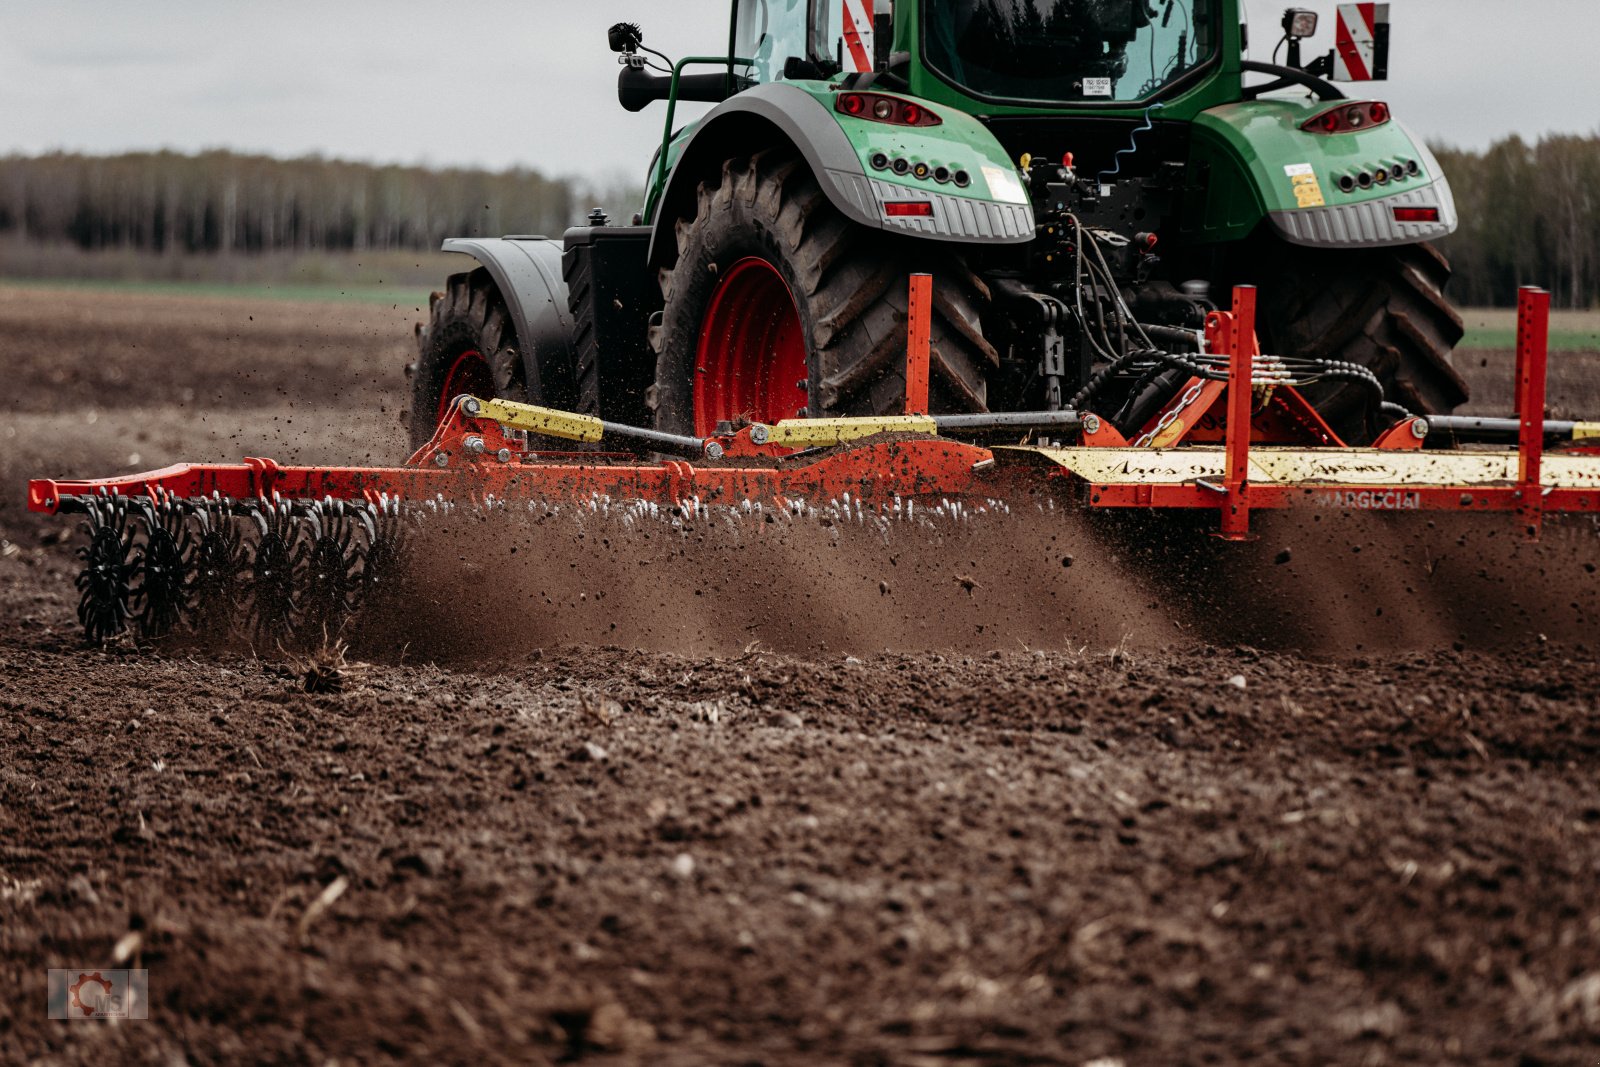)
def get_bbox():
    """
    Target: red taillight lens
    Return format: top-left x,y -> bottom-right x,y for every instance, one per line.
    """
834,91 -> 942,127
884,202 -> 934,218
1393,207 -> 1441,223
1302,101 -> 1392,134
